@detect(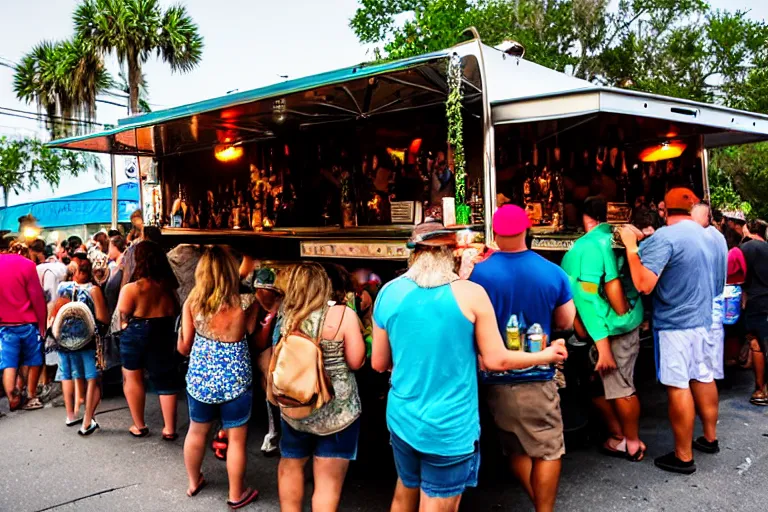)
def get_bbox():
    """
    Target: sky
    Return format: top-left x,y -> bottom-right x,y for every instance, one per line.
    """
1,0 -> 767,206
